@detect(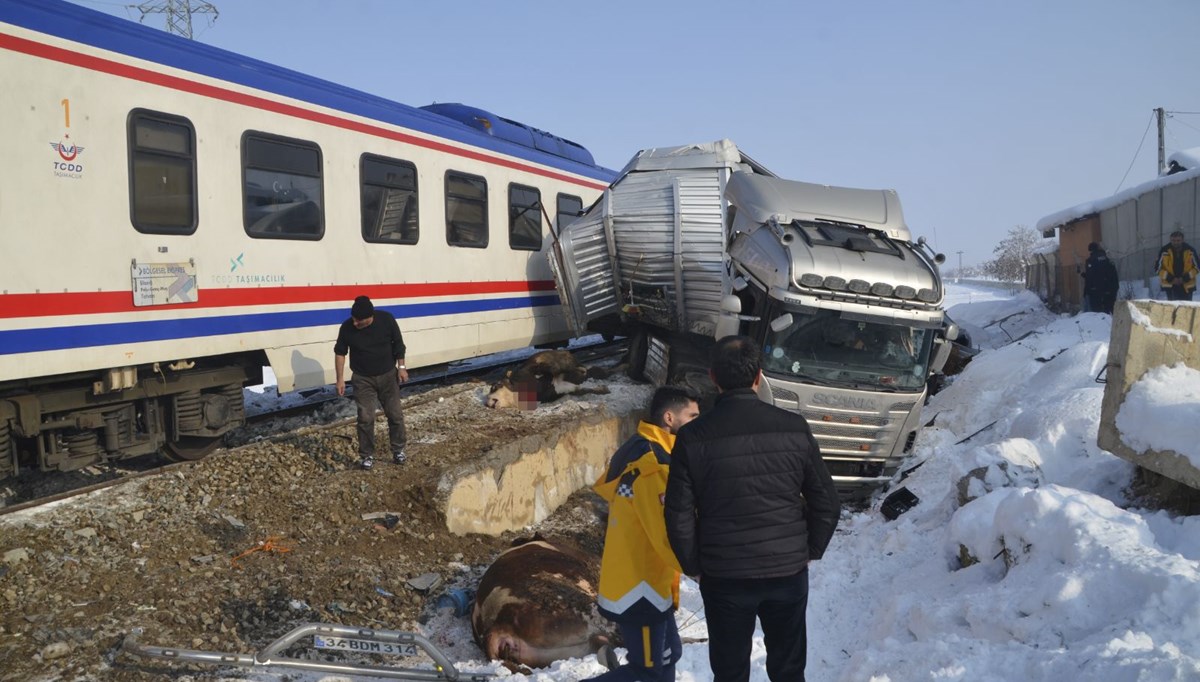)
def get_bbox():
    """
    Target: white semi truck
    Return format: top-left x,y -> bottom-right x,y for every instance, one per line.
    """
549,140 -> 959,494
